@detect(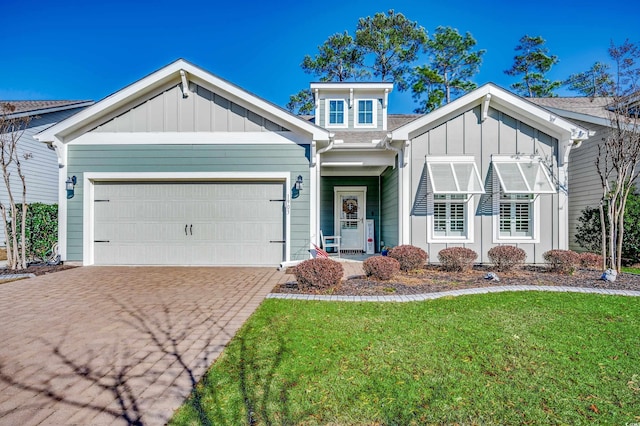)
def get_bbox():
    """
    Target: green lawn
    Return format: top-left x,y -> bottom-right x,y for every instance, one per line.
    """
622,266 -> 640,274
170,292 -> 640,425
